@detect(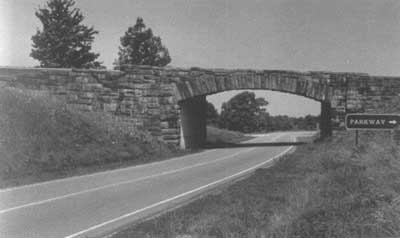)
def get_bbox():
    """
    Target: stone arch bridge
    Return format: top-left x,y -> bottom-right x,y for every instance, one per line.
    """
1,65 -> 399,148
